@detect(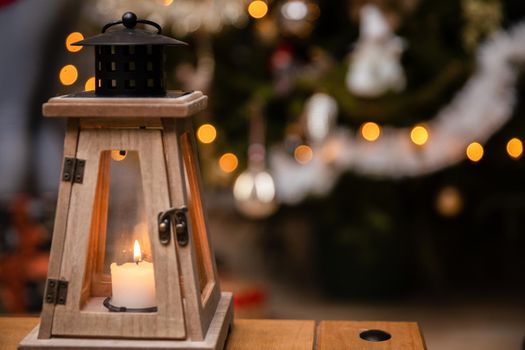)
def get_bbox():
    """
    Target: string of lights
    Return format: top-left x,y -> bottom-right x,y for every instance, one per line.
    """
270,22 -> 525,203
